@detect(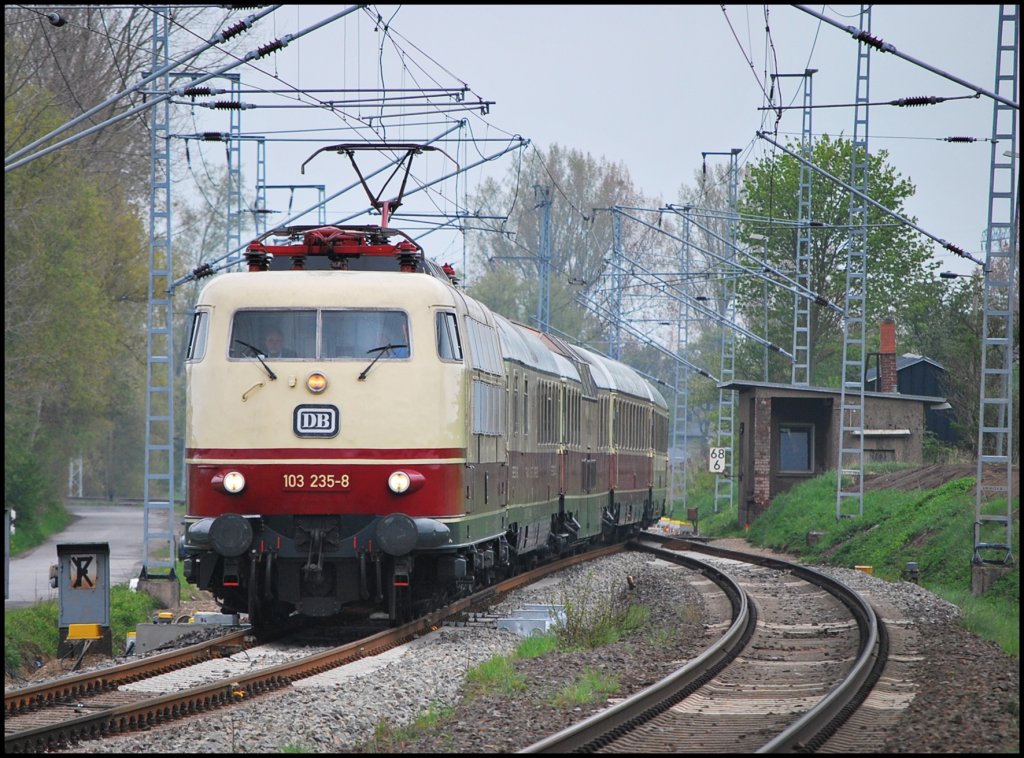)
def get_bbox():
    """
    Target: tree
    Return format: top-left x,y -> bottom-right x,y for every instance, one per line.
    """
465,143 -> 672,351
734,134 -> 939,386
5,8 -> 165,527
902,274 -> 983,447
